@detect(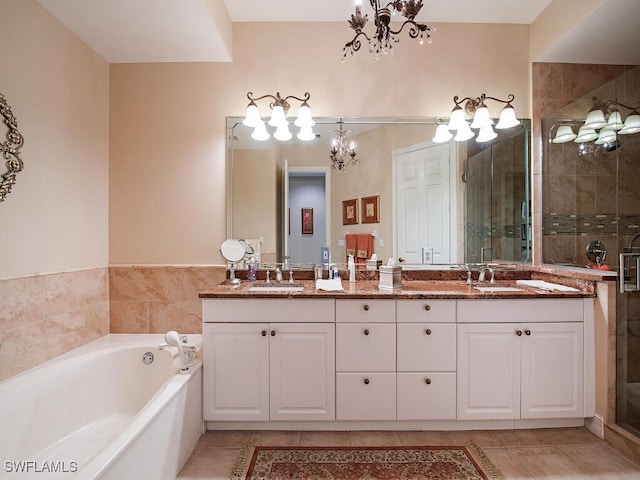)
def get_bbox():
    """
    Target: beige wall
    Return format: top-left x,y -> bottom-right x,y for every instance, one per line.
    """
109,22 -> 530,264
0,0 -> 109,279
